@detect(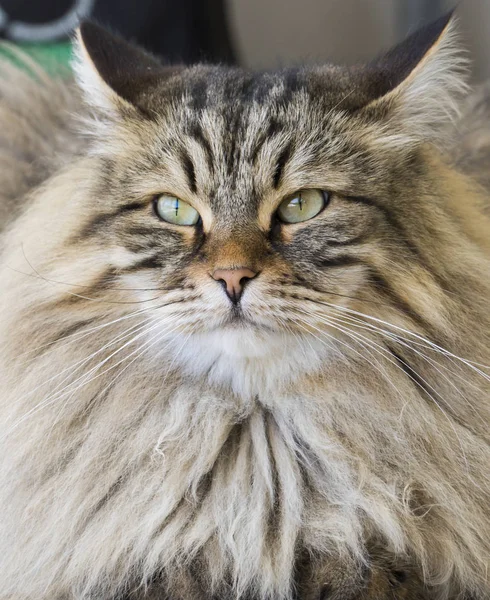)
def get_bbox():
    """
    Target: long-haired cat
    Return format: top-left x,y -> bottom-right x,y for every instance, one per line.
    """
0,11 -> 488,600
